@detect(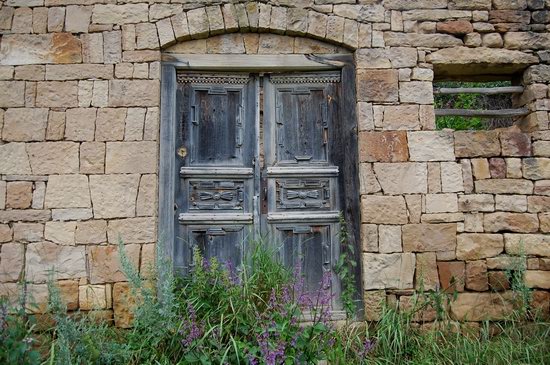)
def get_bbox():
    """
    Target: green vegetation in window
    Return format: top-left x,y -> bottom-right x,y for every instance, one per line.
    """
435,81 -> 513,131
